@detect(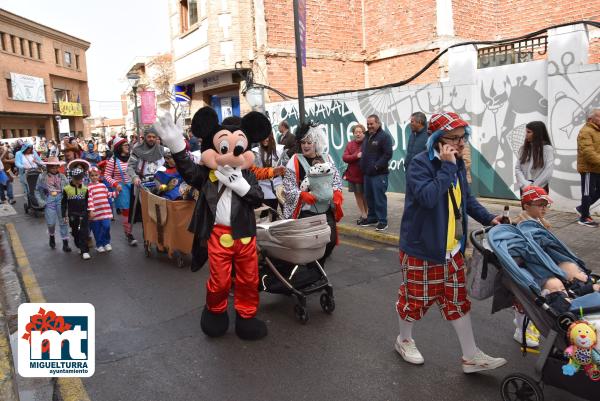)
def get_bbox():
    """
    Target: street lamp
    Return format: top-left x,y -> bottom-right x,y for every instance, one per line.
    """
127,72 -> 141,138
244,86 -> 265,113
